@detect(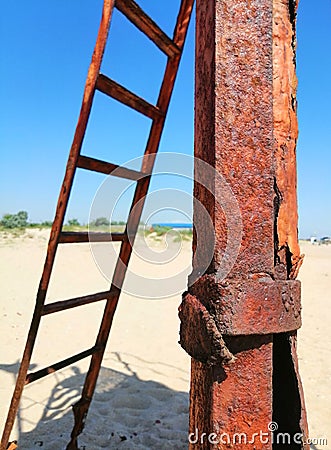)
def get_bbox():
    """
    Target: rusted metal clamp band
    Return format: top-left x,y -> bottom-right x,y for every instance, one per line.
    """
189,274 -> 302,335
179,274 -> 301,366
